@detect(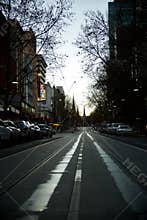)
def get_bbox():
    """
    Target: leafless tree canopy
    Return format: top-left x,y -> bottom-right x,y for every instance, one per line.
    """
75,10 -> 109,111
1,0 -> 73,66
75,10 -> 109,75
0,0 -> 73,112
